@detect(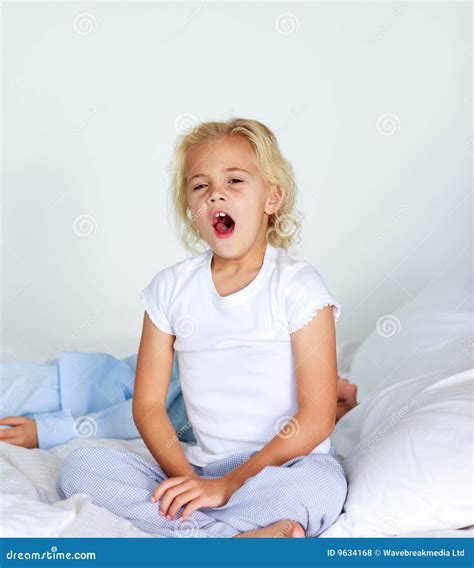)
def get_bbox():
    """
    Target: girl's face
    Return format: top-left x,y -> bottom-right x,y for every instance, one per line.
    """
184,135 -> 281,257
